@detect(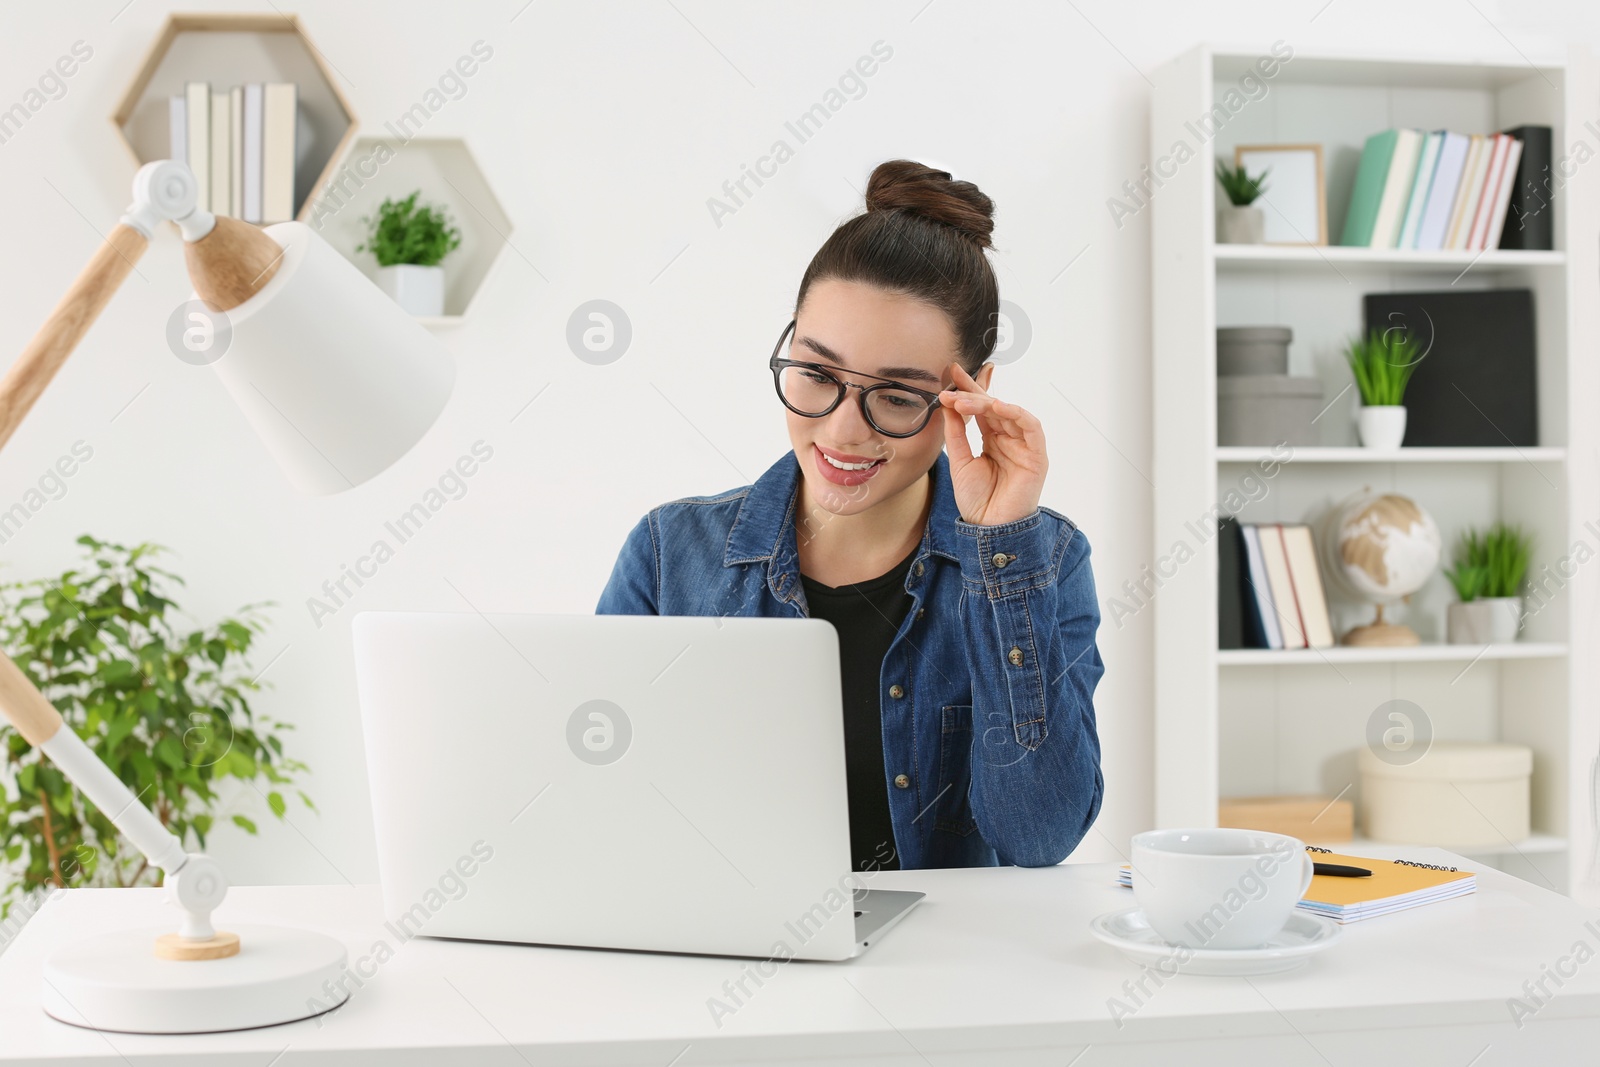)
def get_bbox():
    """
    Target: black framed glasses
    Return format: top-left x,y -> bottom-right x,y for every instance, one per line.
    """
767,320 -> 946,438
